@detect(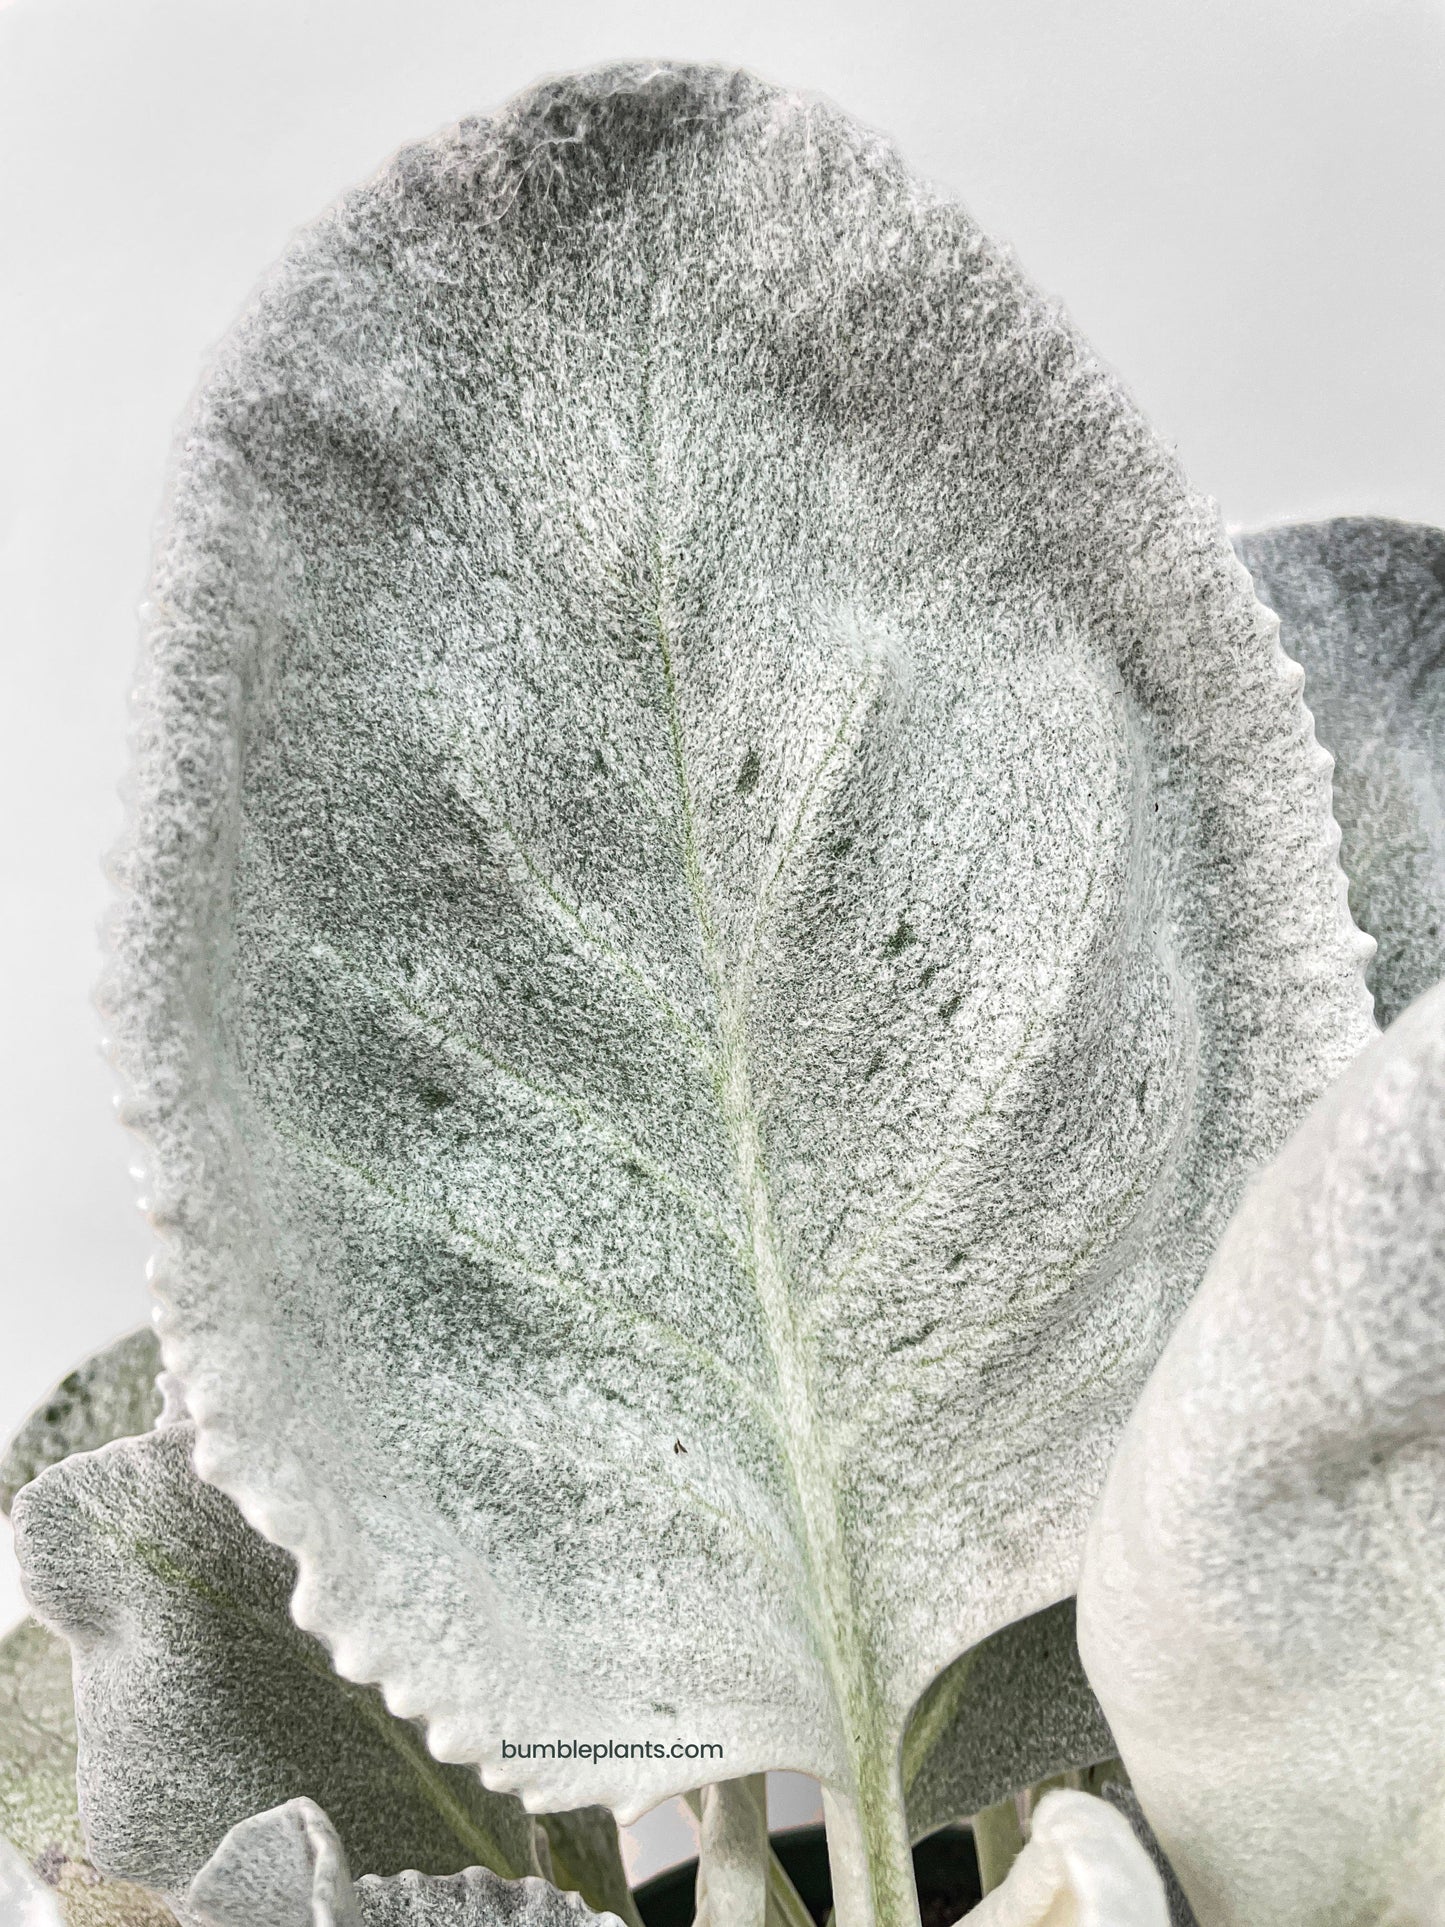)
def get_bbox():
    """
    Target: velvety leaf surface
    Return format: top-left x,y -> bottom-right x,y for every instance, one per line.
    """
183,1798 -> 358,1927
1234,518 -> 1445,1029
106,54 -> 1372,1850
1,1331 -> 162,1514
184,1800 -> 623,1927
902,1600 -> 1113,1839
356,1872 -> 620,1927
965,1792 -> 1166,1927
10,1427 -> 541,1899
0,1621 -> 176,1925
1077,980 -> 1445,1926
